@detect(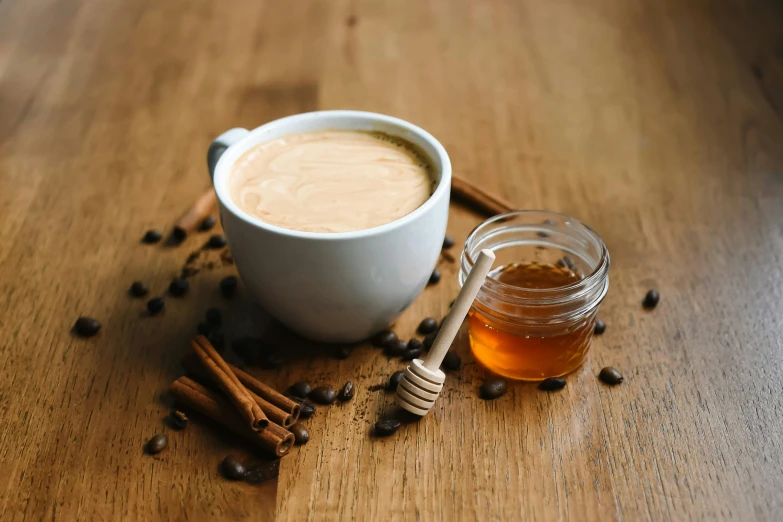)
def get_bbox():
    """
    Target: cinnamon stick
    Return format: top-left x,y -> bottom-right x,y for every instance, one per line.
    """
181,353 -> 299,427
190,335 -> 268,430
173,189 -> 217,240
451,174 -> 517,216
170,377 -> 294,457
